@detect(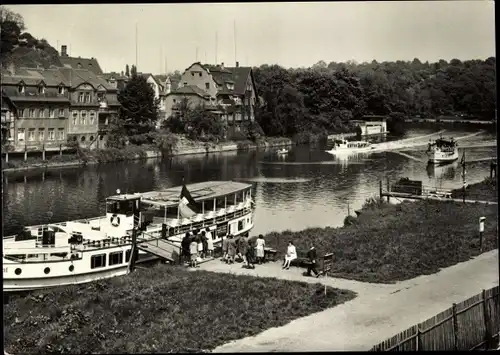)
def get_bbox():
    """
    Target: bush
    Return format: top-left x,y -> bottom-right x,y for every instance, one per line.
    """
229,130 -> 248,141
4,266 -> 356,353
